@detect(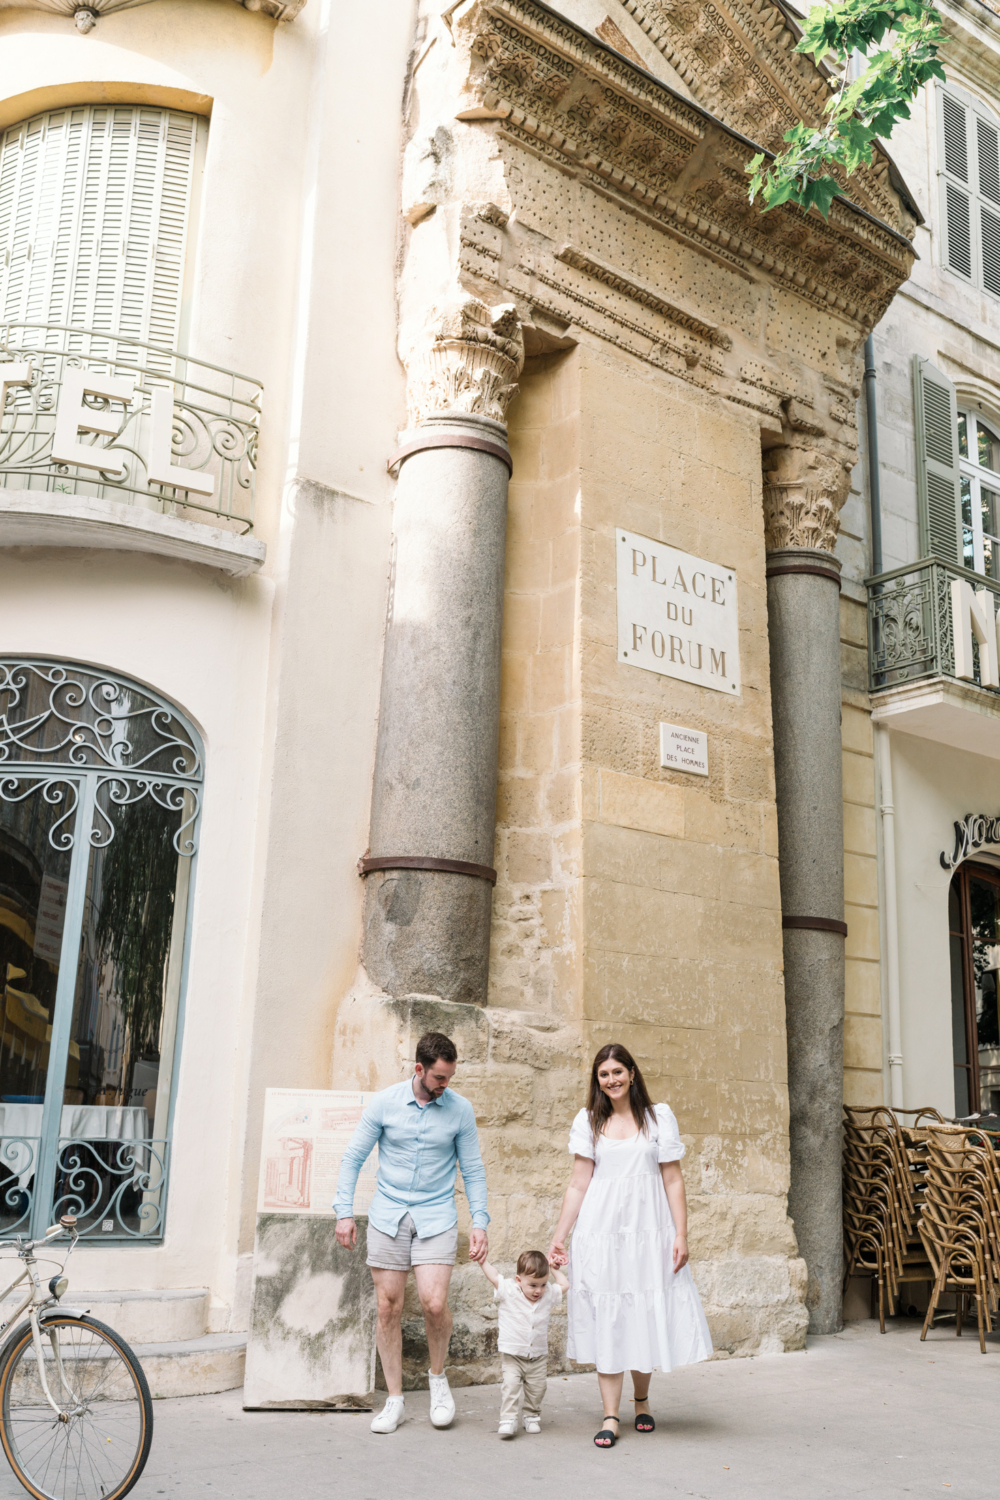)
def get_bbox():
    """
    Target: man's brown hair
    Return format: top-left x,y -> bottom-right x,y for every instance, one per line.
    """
415,1031 -> 458,1067
517,1250 -> 549,1278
